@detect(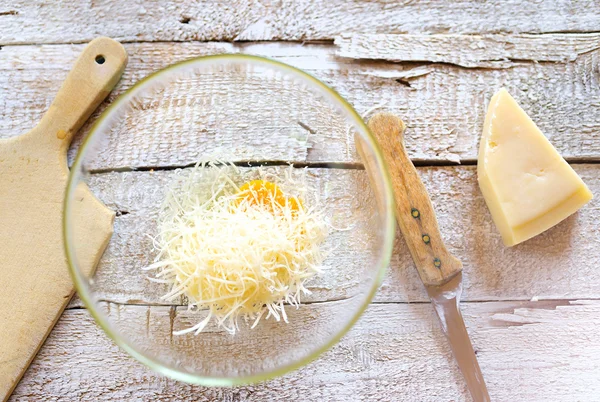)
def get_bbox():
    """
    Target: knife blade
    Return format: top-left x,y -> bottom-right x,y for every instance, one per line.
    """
360,112 -> 490,402
427,272 -> 489,401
